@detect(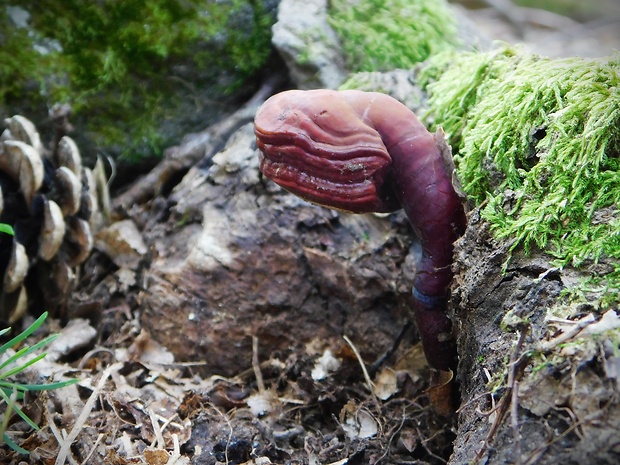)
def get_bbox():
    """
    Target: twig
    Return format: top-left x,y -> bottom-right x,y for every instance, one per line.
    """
369,321 -> 412,376
521,397 -> 614,465
209,404 -> 233,465
114,73 -> 286,210
148,407 -> 166,449
511,380 -> 521,465
252,336 -> 266,394
45,405 -> 78,465
471,311 -> 606,464
375,408 -> 408,463
540,313 -> 596,352
473,327 -> 529,464
343,335 -> 376,394
165,434 -> 183,465
80,433 -> 103,465
55,362 -> 123,465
